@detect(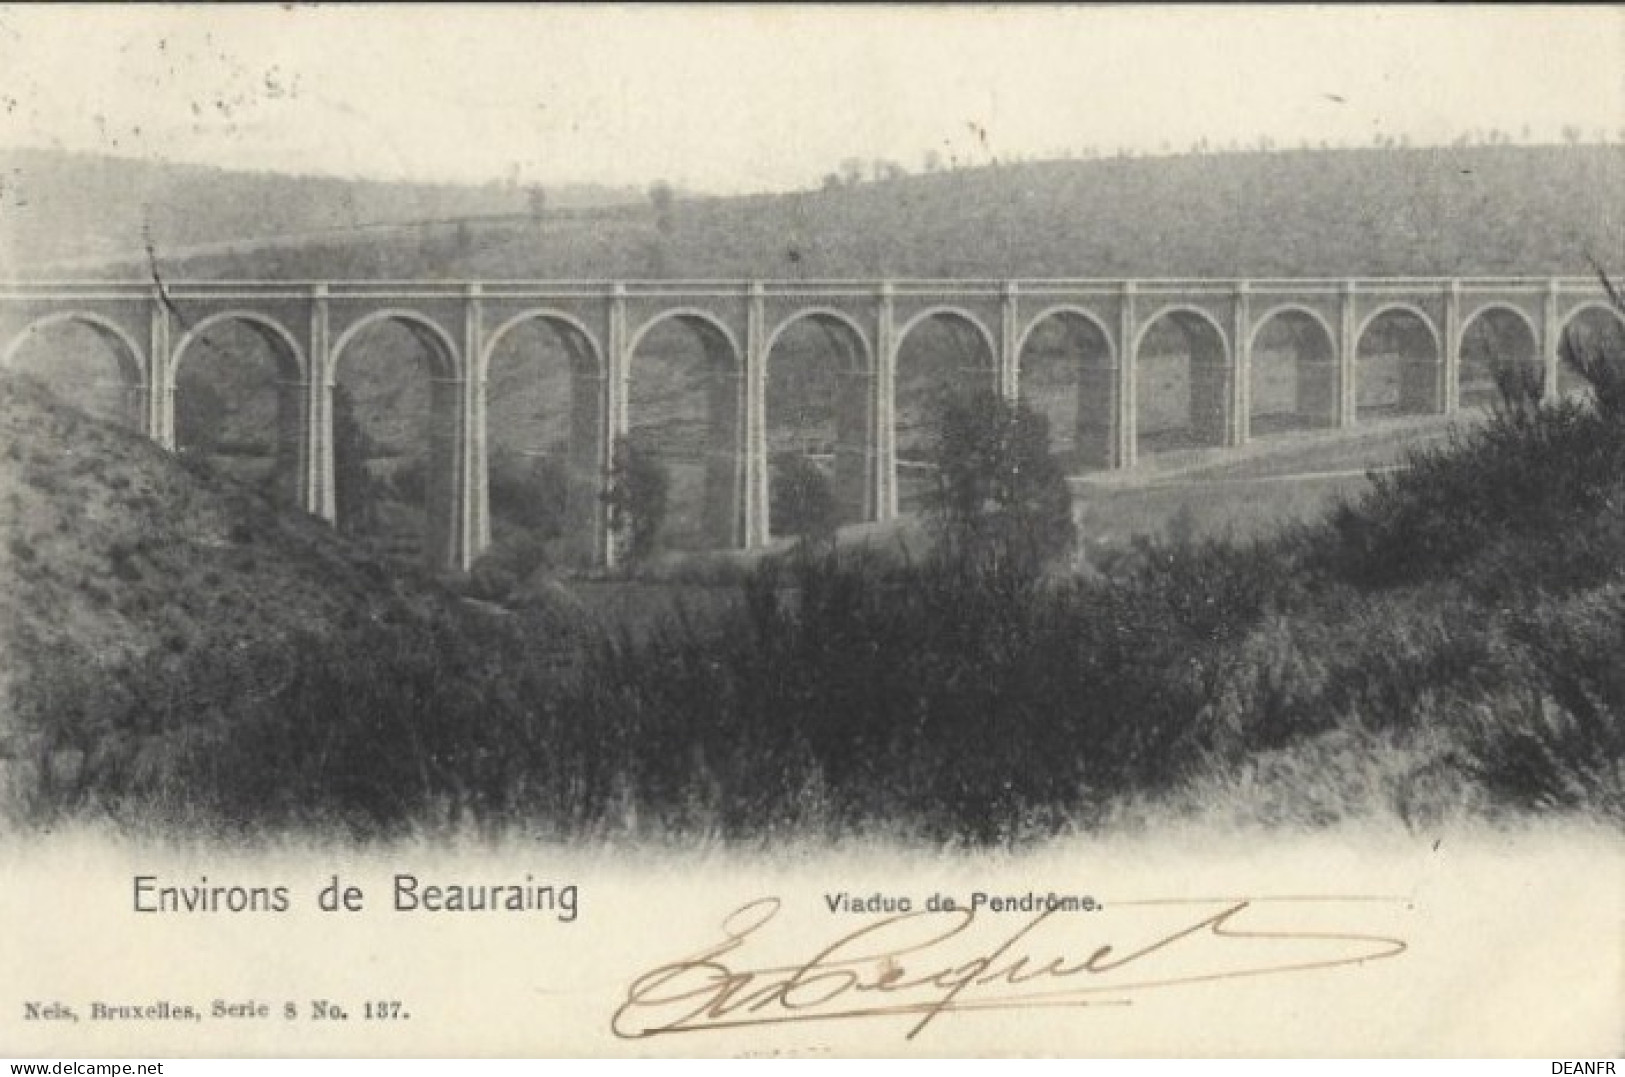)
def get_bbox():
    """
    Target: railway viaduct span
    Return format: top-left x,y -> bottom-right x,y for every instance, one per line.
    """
1,276 -> 1619,569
